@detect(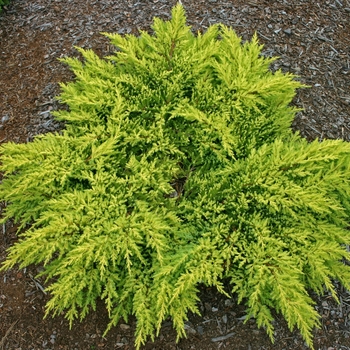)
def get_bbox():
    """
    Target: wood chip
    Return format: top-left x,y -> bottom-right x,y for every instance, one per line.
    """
0,320 -> 18,350
211,332 -> 235,342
